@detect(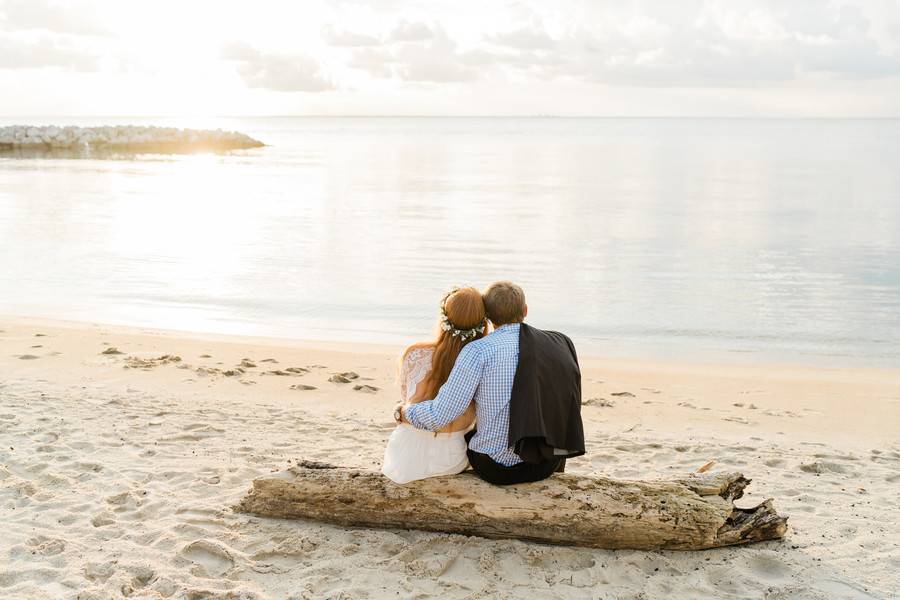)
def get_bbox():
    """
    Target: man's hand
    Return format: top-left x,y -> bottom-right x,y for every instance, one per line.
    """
393,403 -> 407,424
